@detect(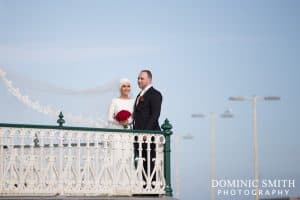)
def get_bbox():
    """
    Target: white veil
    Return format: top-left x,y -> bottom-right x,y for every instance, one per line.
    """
0,67 -> 120,127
